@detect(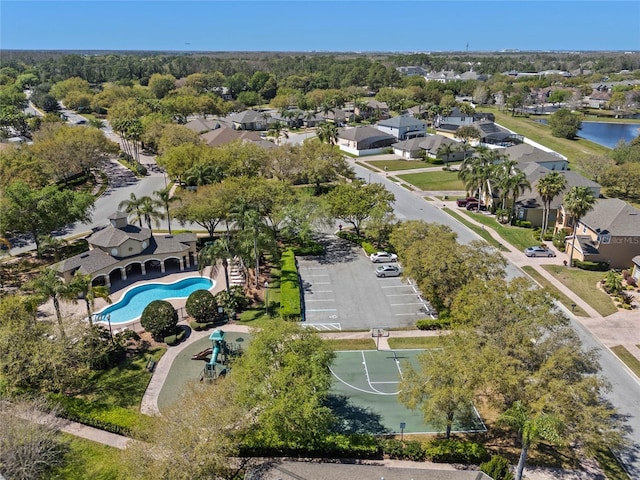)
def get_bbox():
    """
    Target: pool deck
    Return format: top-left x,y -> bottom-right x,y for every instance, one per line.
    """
39,265 -> 226,333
